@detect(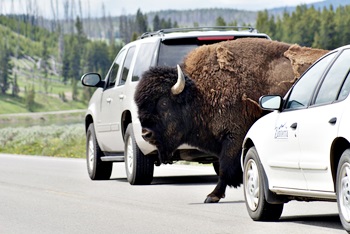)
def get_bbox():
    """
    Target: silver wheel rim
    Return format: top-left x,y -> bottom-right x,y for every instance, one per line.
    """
339,162 -> 350,222
244,158 -> 259,211
126,136 -> 134,175
88,135 -> 95,171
